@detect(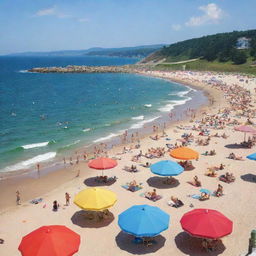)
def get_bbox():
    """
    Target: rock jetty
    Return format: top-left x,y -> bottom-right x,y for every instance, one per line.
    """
28,65 -> 135,73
